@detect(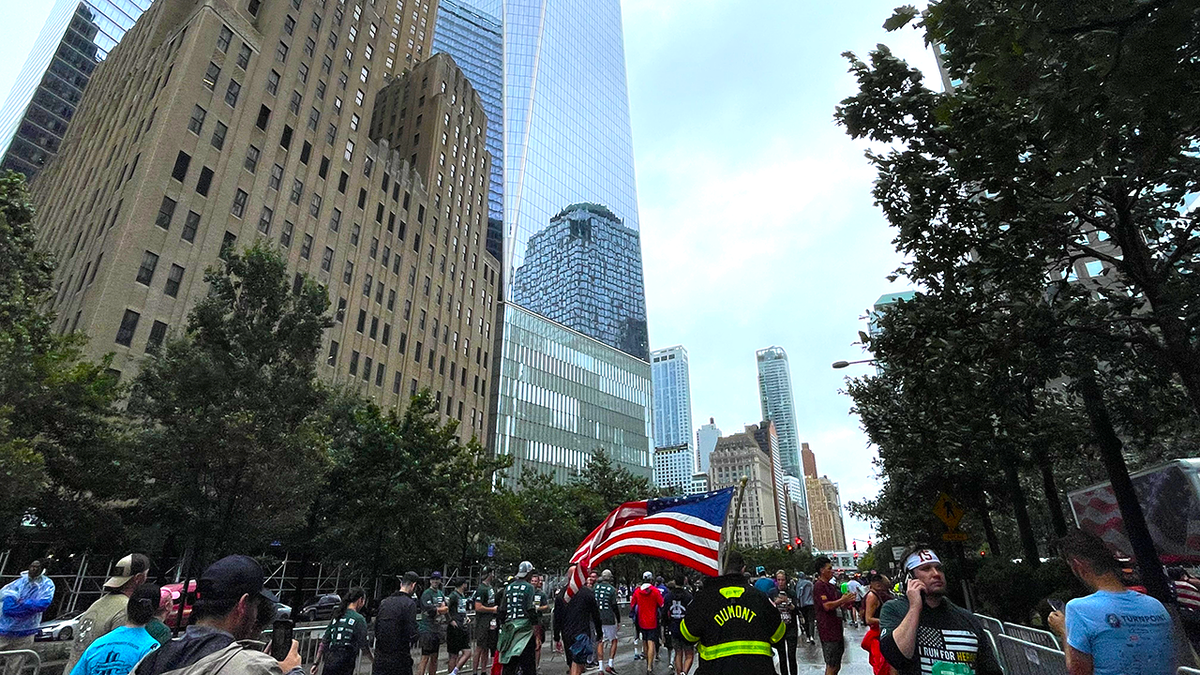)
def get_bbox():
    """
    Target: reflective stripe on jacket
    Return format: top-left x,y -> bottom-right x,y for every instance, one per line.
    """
679,573 -> 783,675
